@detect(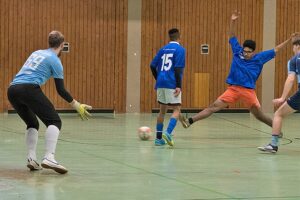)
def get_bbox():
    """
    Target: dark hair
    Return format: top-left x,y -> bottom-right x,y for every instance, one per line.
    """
48,31 -> 64,48
292,39 -> 300,46
243,40 -> 256,51
168,28 -> 180,41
